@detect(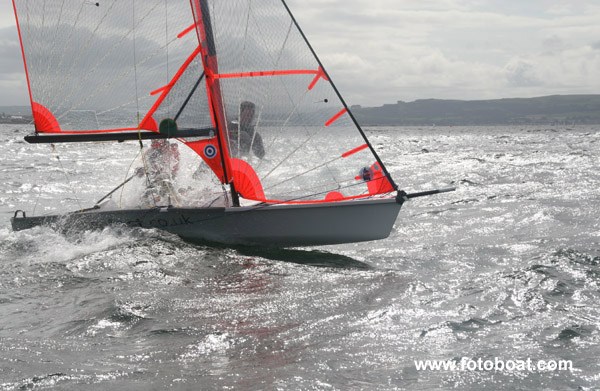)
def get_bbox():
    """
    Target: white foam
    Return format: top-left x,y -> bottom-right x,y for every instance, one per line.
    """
1,225 -> 136,265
